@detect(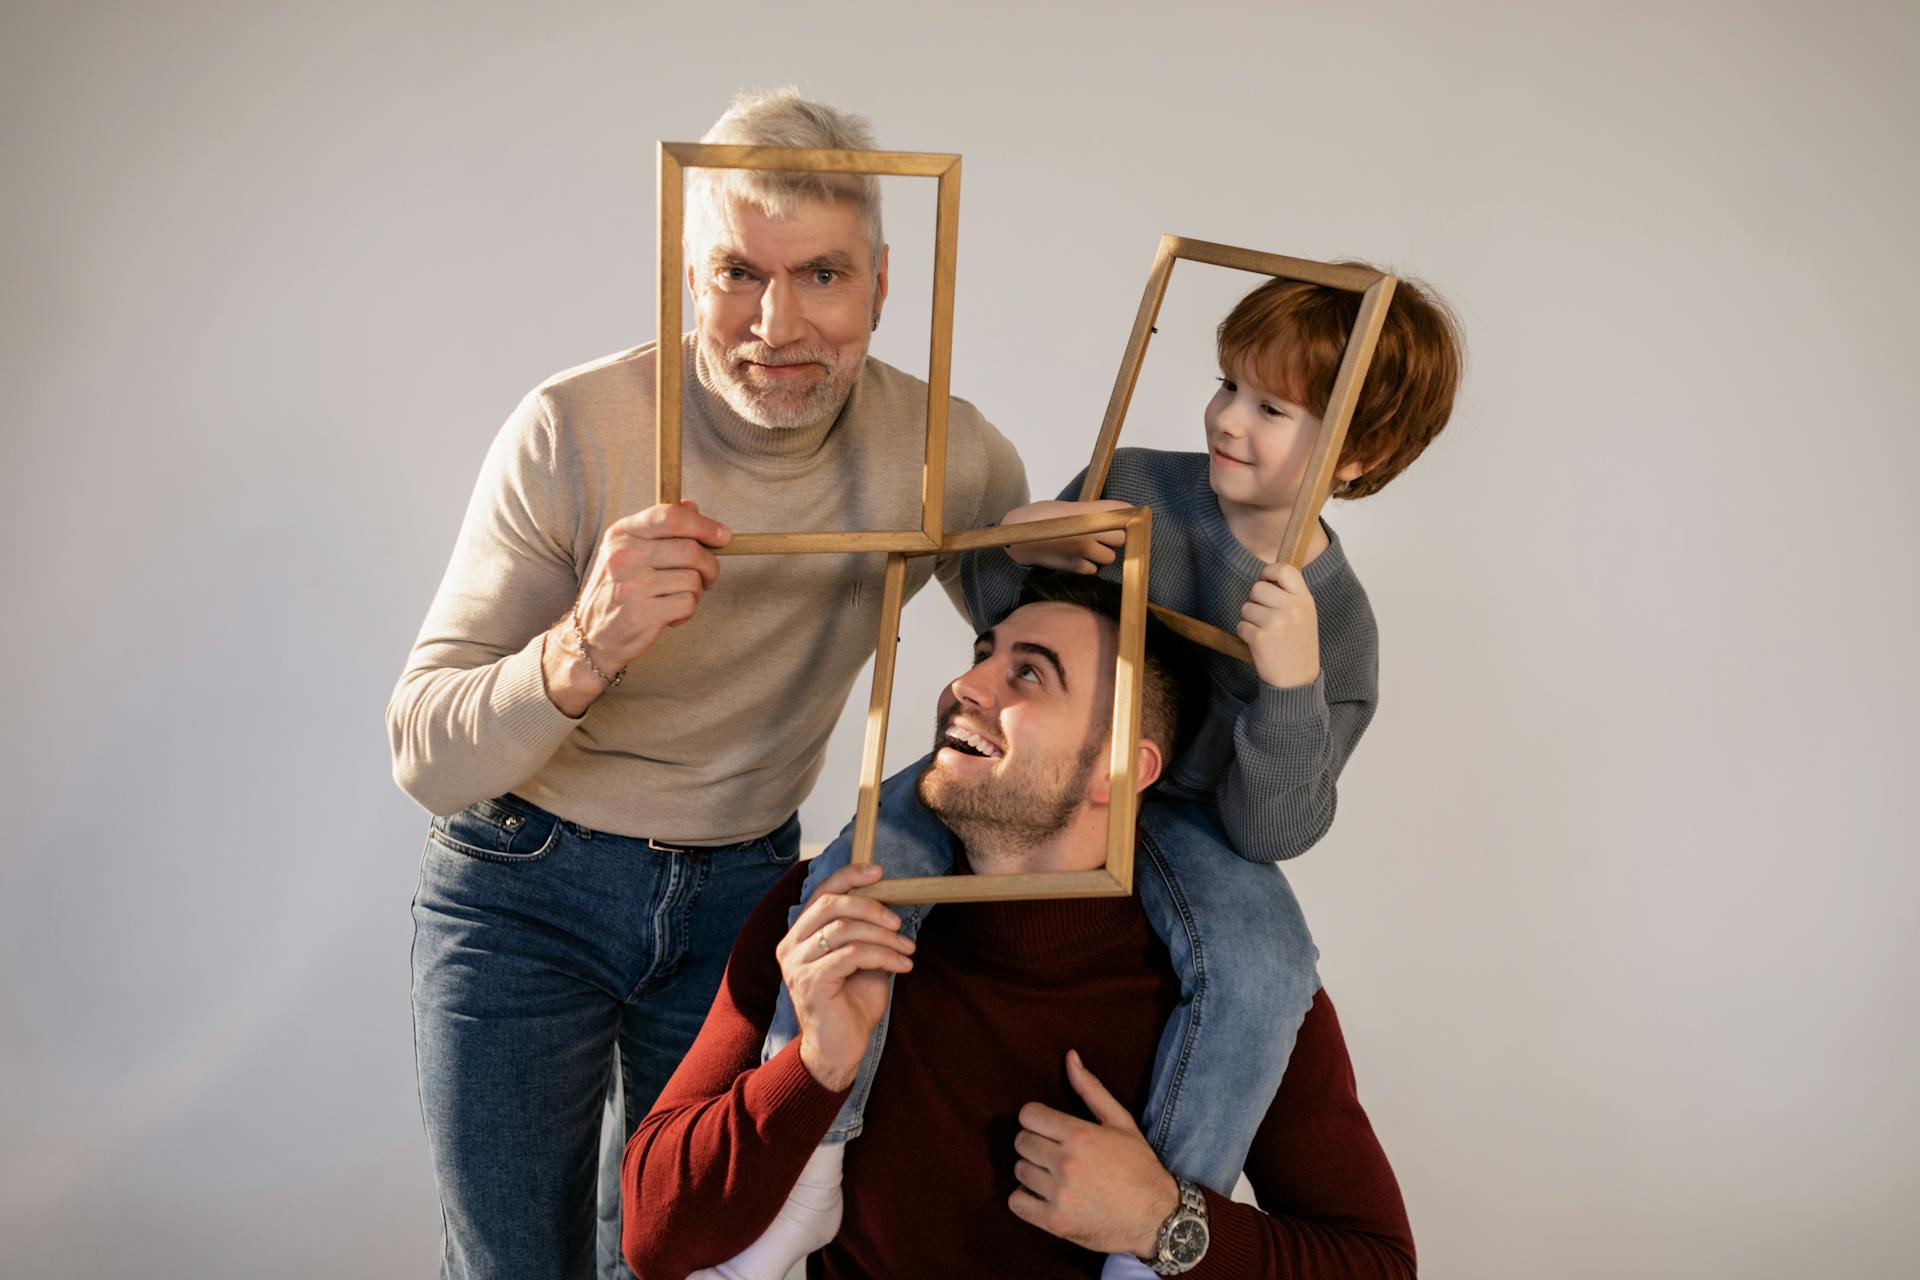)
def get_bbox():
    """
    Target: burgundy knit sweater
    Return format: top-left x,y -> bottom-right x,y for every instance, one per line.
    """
623,864 -> 1415,1278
